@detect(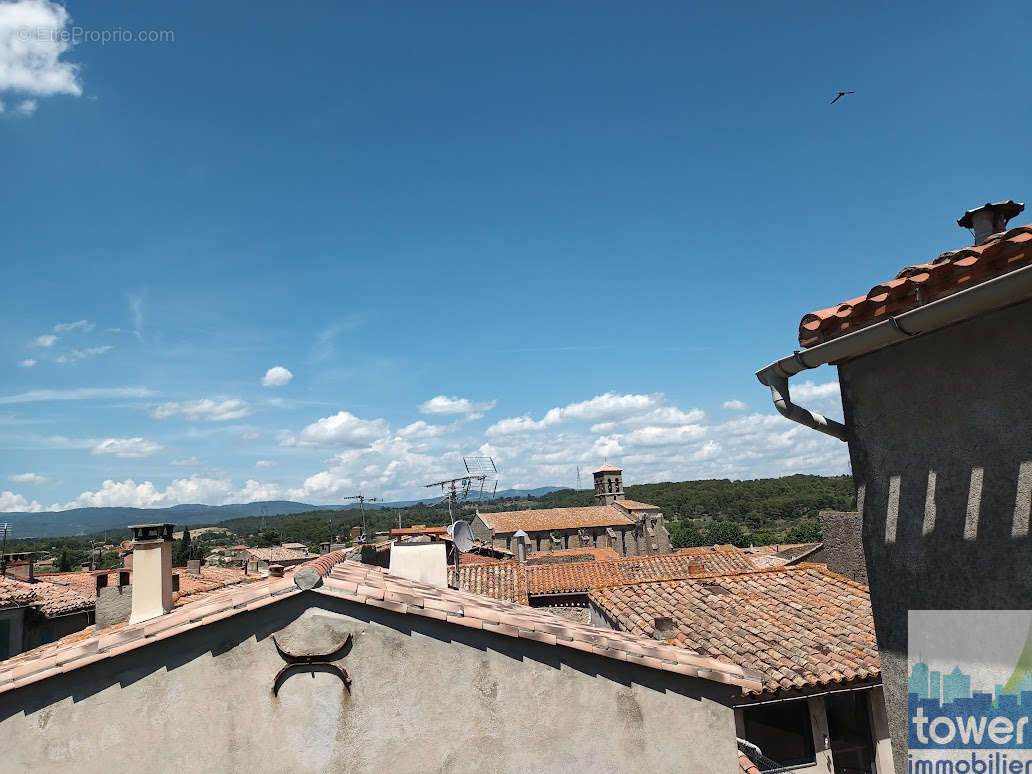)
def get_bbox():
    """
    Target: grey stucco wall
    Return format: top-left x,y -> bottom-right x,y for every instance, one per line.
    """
95,585 -> 132,629
837,297 -> 1032,774
809,510 -> 867,584
0,592 -> 741,773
